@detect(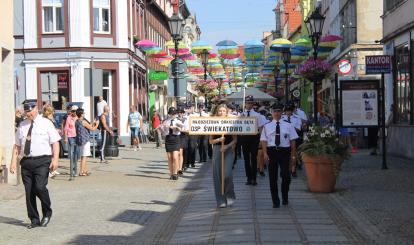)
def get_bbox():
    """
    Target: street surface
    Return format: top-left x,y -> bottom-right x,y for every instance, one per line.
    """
0,144 -> 413,245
